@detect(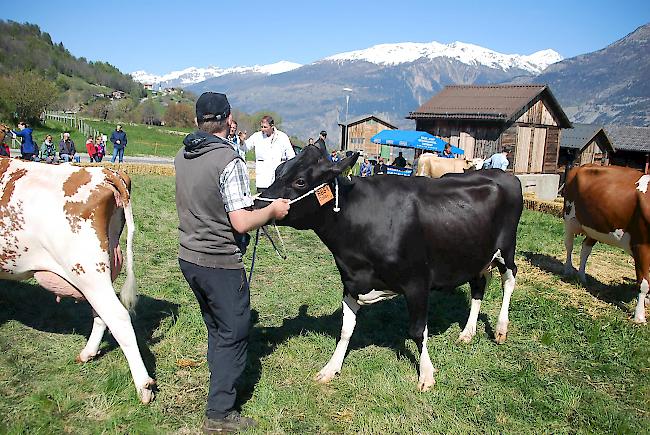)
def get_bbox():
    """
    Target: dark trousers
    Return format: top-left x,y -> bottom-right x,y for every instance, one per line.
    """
179,259 -> 250,419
